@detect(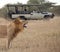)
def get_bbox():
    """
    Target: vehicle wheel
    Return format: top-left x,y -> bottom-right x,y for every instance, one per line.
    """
20,16 -> 27,20
44,15 -> 50,19
51,14 -> 55,18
